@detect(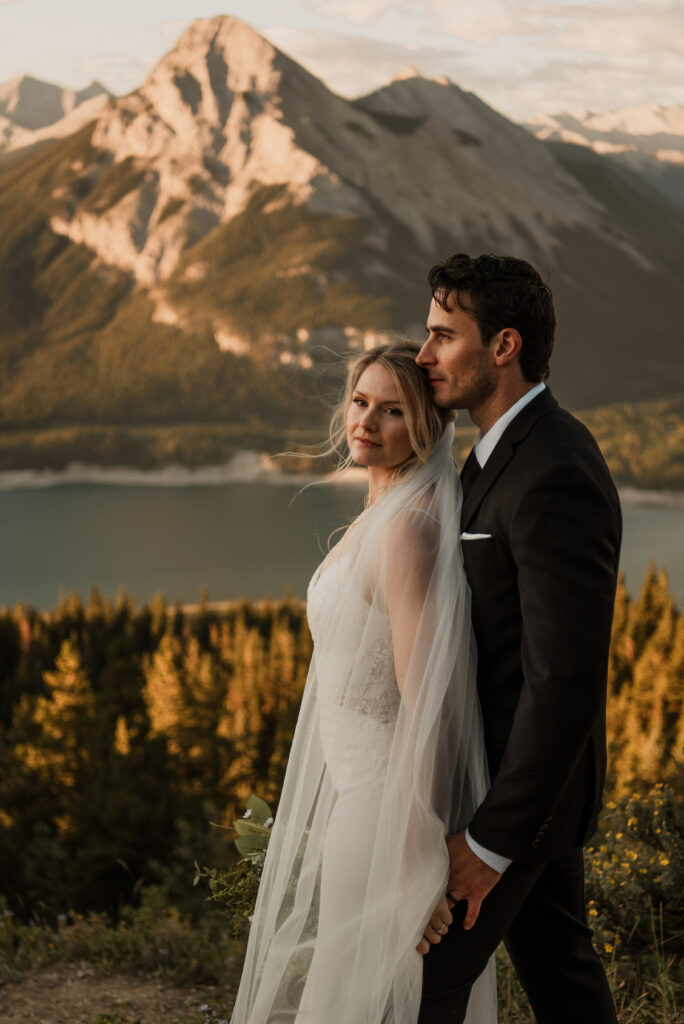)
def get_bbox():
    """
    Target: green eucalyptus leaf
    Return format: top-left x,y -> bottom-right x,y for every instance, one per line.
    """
234,819 -> 270,837
235,834 -> 269,857
246,793 -> 273,823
